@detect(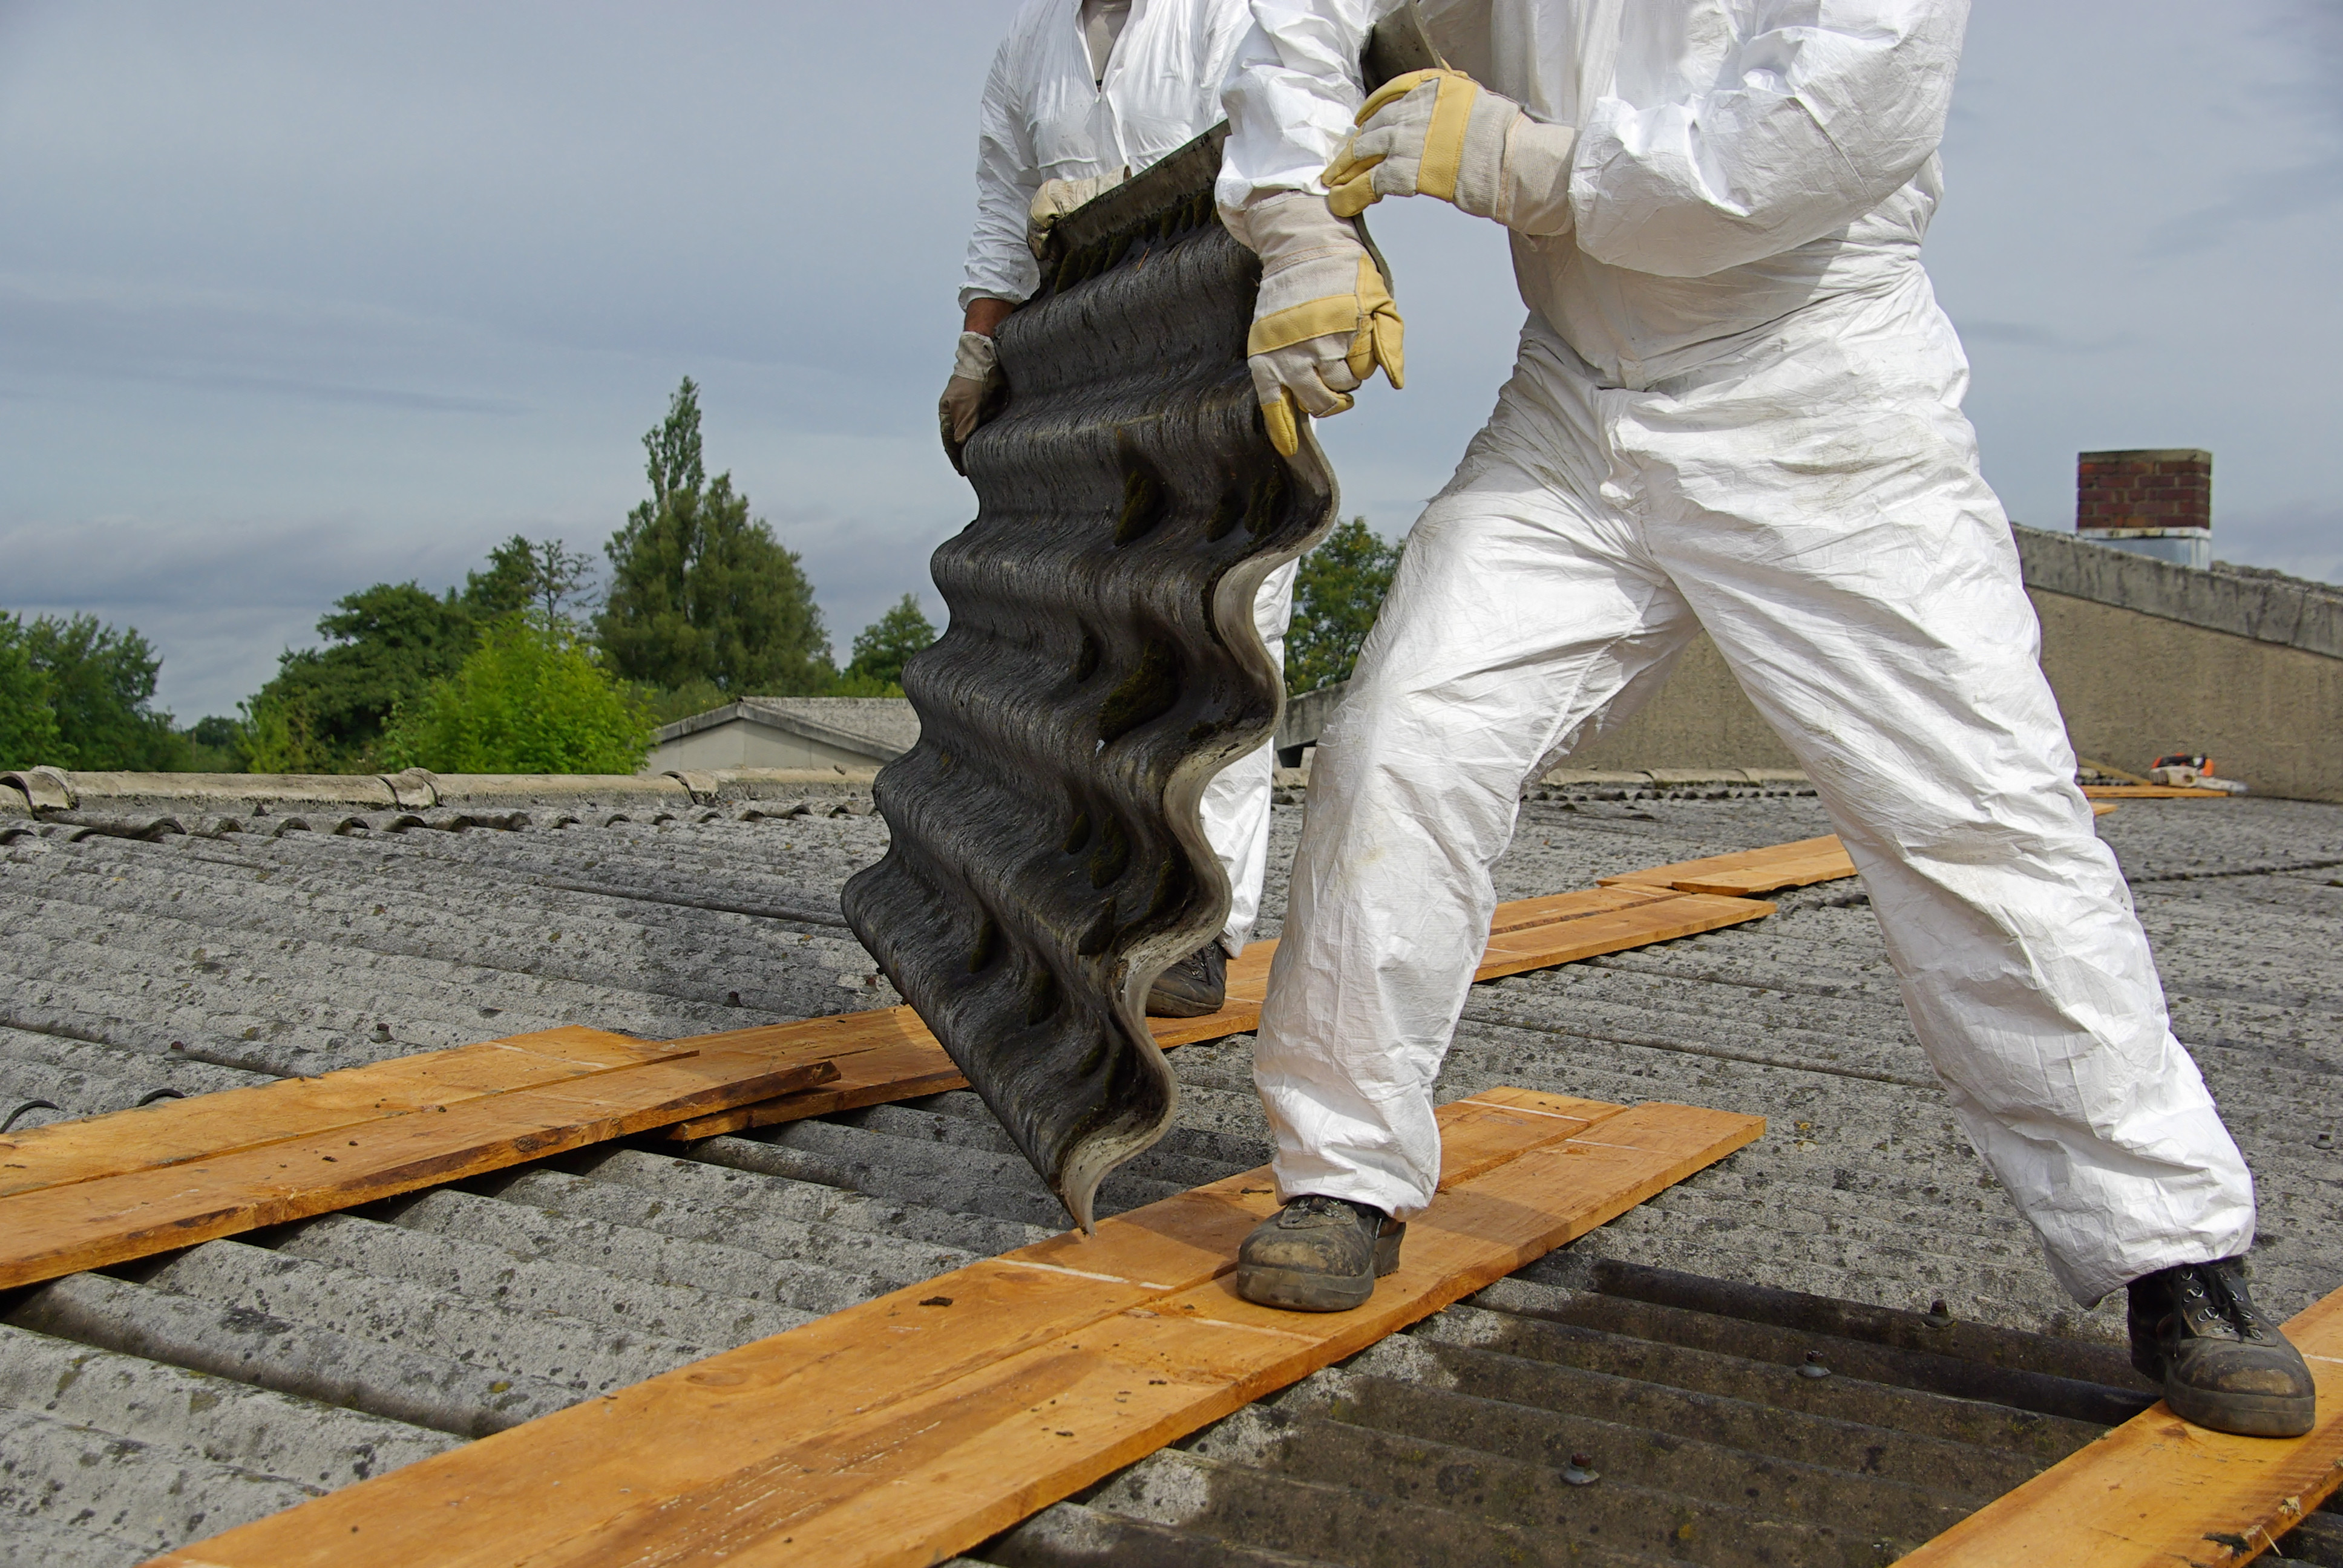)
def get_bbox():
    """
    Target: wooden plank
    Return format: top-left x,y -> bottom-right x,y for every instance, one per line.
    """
678,887 -> 1776,1137
0,1027 -> 686,1200
1898,1284 -> 2343,1567
2093,802 -> 2120,817
2081,785 -> 2236,800
1475,892 -> 1773,979
0,1053 -> 839,1290
679,887 -> 1775,1138
154,1092 -> 1628,1568
1599,834 -> 1856,895
151,1088 -> 1760,1568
